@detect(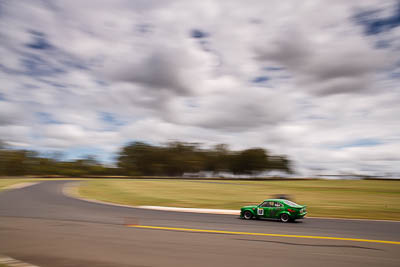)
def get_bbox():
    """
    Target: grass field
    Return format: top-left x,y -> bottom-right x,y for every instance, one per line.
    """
0,179 -> 33,191
79,179 -> 400,220
0,178 -> 87,191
